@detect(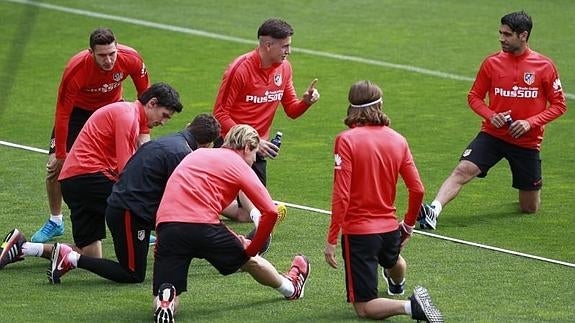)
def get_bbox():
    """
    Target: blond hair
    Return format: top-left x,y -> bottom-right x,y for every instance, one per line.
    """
222,124 -> 260,151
